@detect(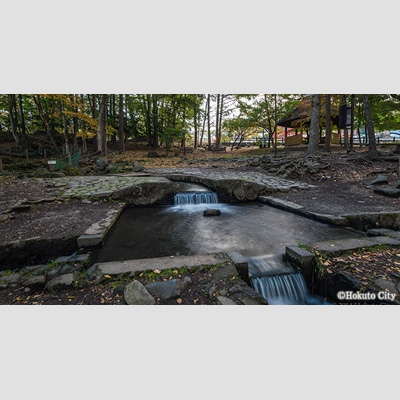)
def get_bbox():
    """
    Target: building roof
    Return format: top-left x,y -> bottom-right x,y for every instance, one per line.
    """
277,95 -> 339,129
